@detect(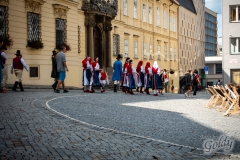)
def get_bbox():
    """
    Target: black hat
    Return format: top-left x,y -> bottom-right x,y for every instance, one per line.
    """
52,50 -> 57,55
0,46 -> 7,50
116,54 -> 123,59
15,50 -> 21,56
